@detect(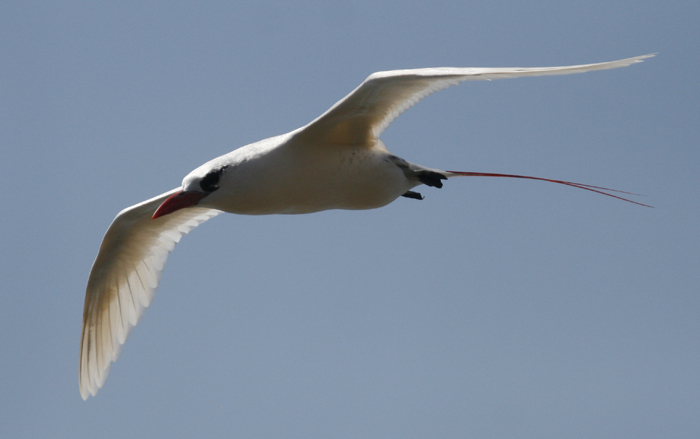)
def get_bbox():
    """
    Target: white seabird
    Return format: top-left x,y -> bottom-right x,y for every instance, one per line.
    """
80,54 -> 653,399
